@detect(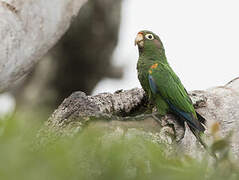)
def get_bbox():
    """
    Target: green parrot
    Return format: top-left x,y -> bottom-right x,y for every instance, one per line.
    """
135,30 -> 206,144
